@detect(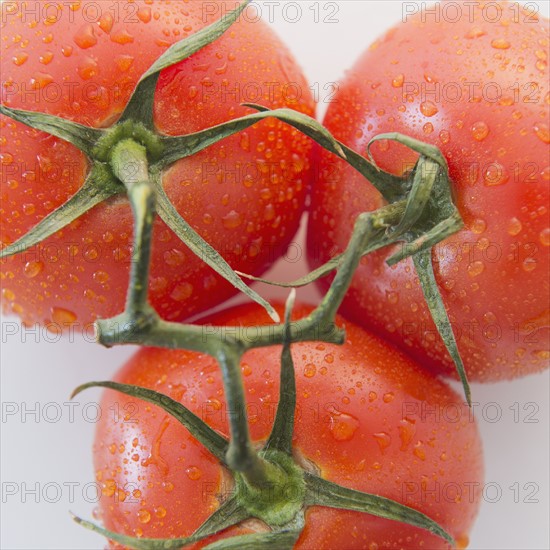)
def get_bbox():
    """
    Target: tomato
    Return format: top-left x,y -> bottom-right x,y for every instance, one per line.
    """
93,302 -> 483,548
307,1 -> 549,381
0,1 -> 314,329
